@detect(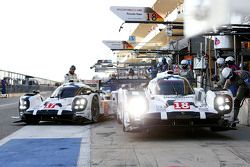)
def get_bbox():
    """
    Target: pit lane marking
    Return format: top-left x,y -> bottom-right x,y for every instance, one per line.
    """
0,125 -> 91,167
